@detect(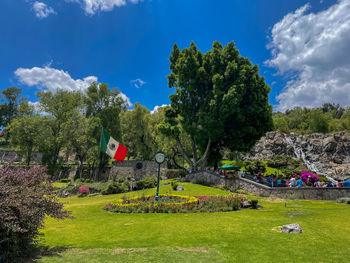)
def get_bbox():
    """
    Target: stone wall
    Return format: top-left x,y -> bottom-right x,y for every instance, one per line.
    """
186,171 -> 350,200
0,150 -> 42,163
109,160 -> 167,180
